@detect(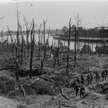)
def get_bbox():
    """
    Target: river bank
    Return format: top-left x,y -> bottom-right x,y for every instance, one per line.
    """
53,35 -> 108,43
